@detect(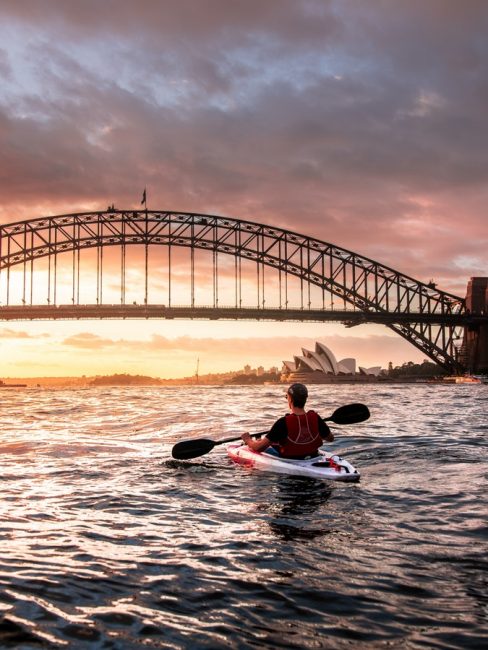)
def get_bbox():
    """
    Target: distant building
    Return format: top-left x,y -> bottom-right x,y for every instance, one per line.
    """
282,342 -> 382,383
